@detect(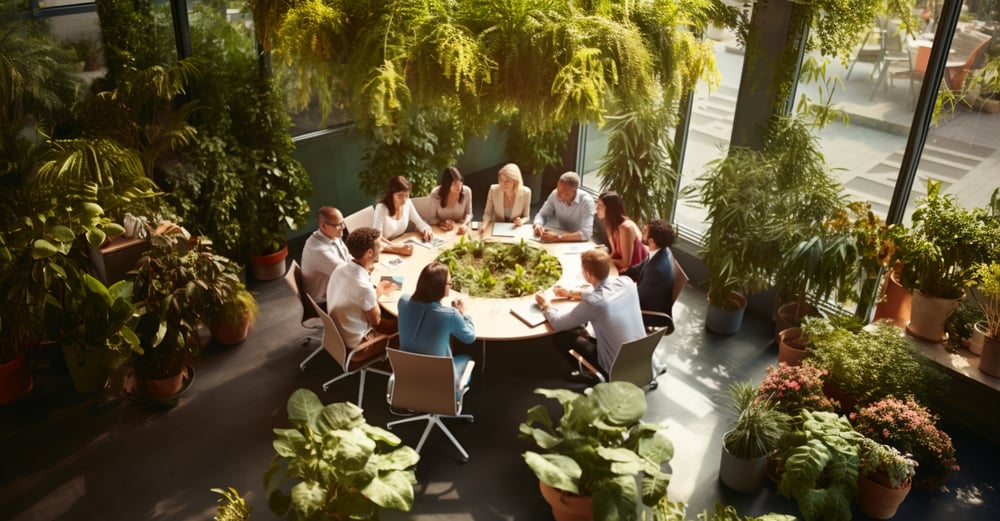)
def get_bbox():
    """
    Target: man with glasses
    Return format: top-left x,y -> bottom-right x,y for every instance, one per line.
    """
302,206 -> 350,308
